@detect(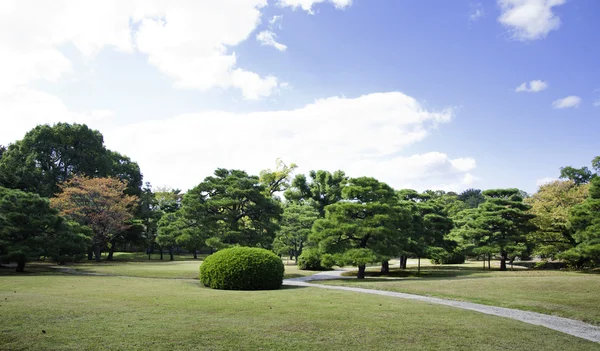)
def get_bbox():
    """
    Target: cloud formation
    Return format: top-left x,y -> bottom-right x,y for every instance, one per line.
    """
552,96 -> 581,109
0,0 -> 283,100
498,0 -> 566,41
515,80 -> 548,93
469,3 -> 485,22
279,0 -> 352,13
